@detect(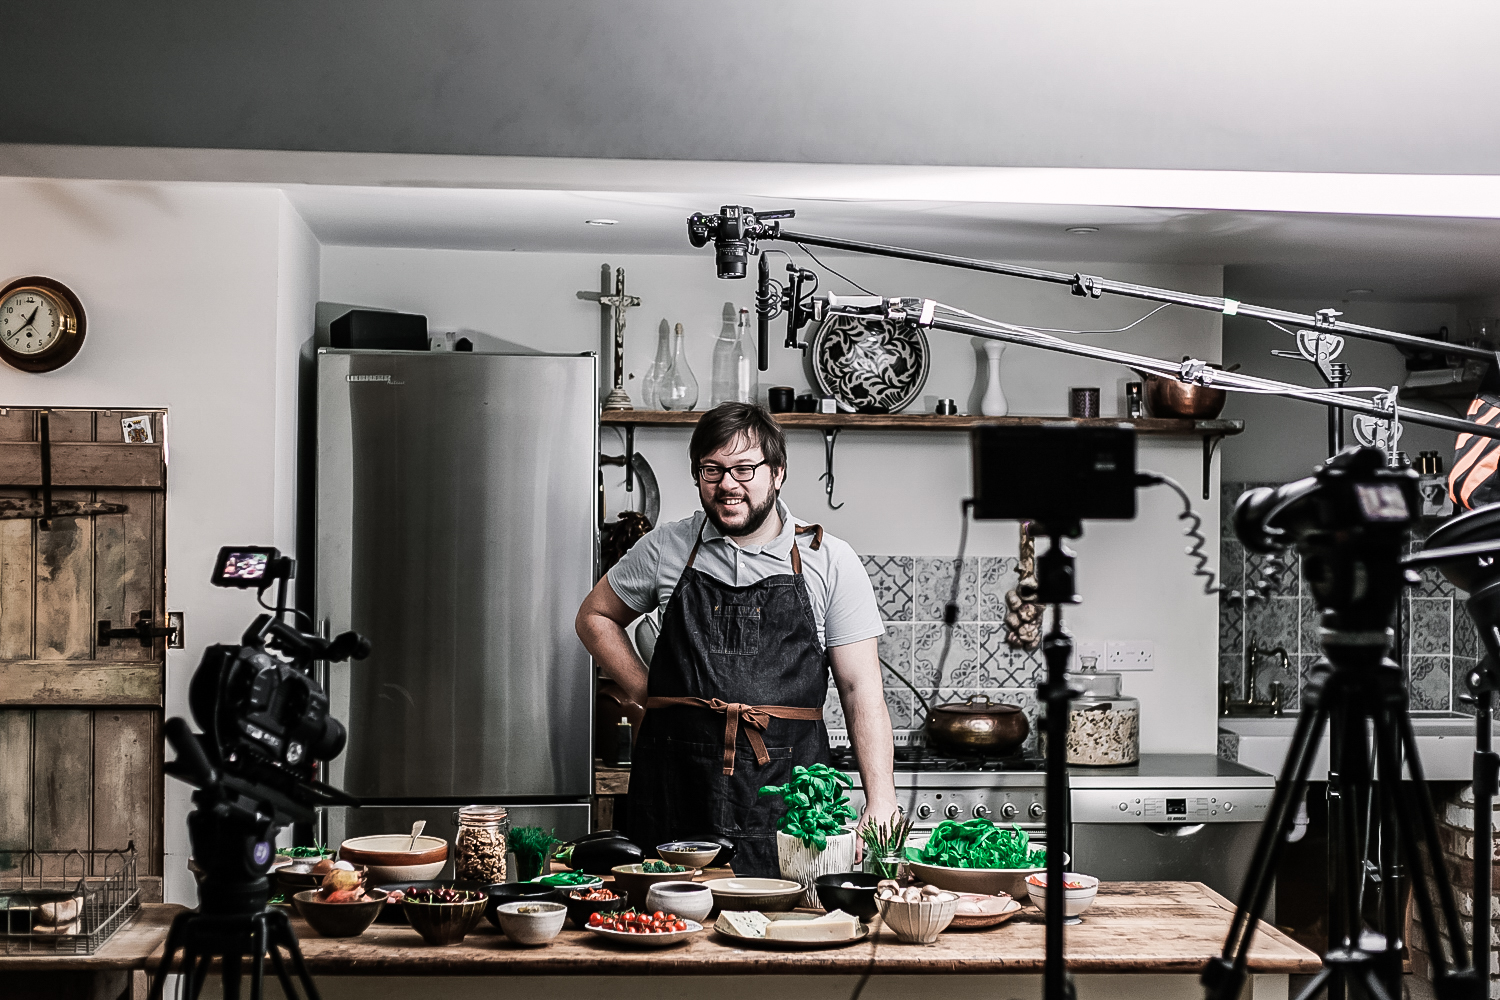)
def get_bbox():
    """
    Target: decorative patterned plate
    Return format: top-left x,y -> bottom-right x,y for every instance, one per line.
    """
807,313 -> 930,414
